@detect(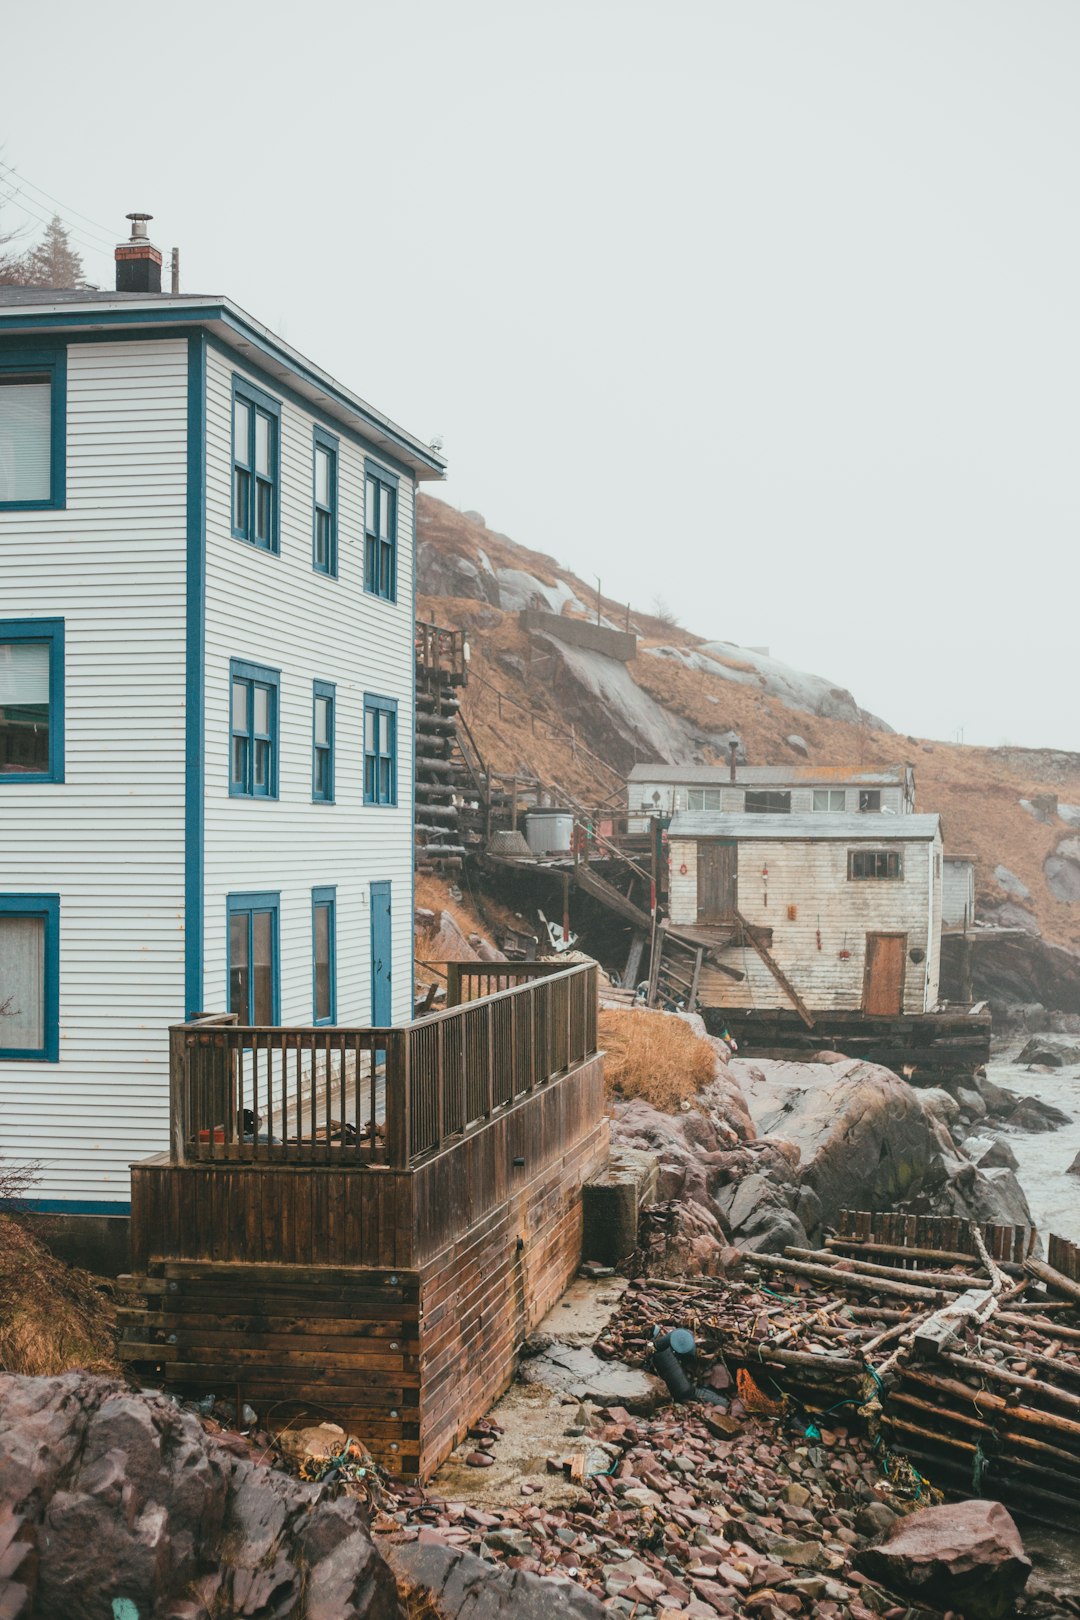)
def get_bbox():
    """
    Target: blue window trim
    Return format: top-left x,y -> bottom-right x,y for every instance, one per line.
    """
364,692 -> 398,807
226,891 -> 280,1024
312,425 -> 339,578
0,345 -> 67,510
229,658 -> 280,799
0,617 -> 64,785
230,374 -> 281,553
312,679 -> 335,803
312,885 -> 337,1025
364,459 -> 399,602
0,894 -> 60,1062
